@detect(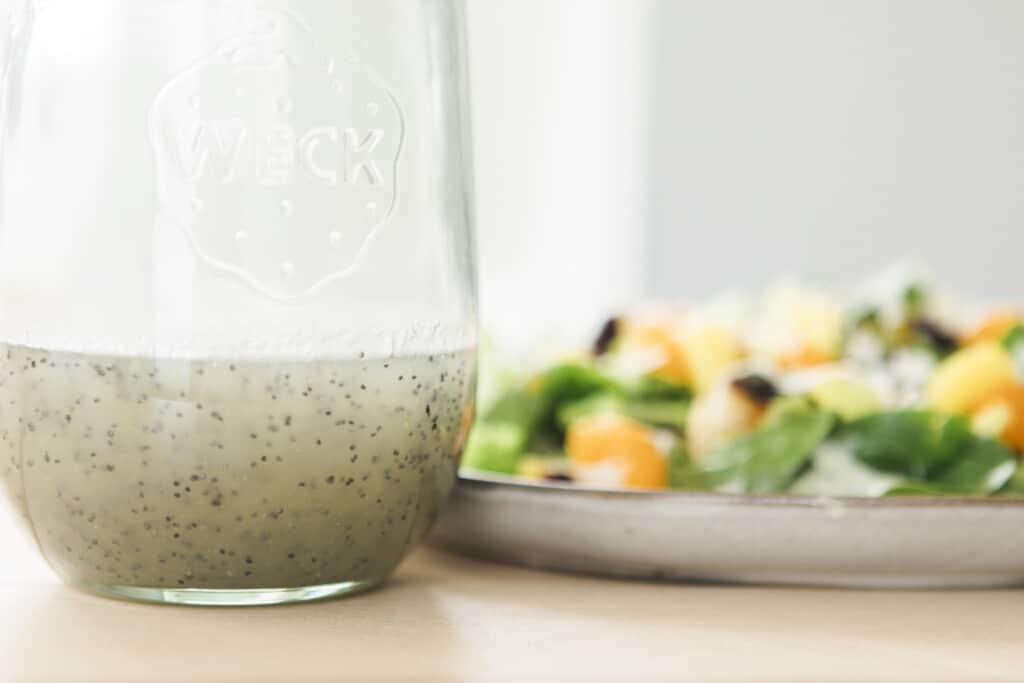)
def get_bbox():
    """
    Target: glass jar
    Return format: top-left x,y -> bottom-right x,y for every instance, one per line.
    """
0,0 -> 477,605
